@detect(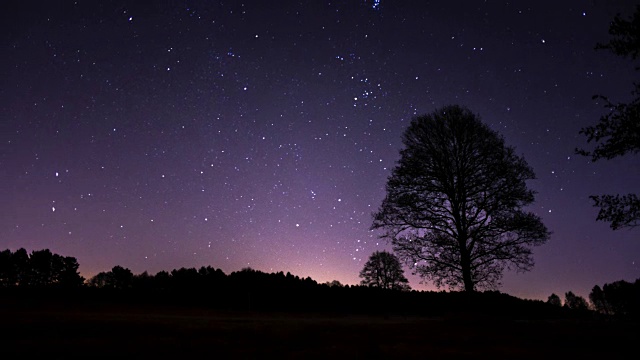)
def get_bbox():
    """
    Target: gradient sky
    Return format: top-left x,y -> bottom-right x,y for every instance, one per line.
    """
2,0 -> 639,301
